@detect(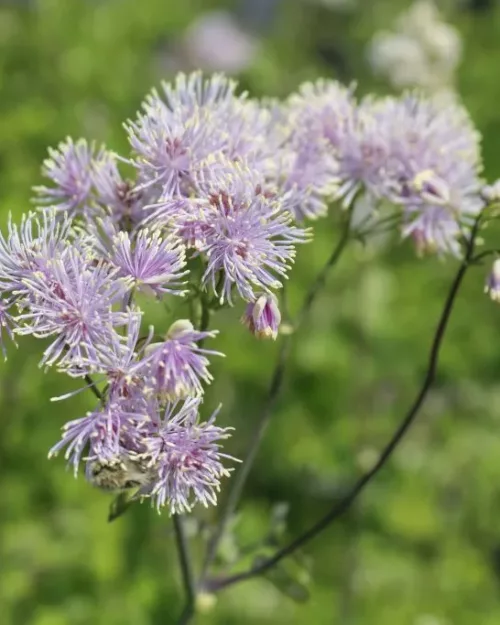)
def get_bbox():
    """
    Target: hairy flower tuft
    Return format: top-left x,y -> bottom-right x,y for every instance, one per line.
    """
144,320 -> 223,399
145,398 -> 235,513
15,247 -> 130,373
91,223 -> 188,298
33,138 -> 104,217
